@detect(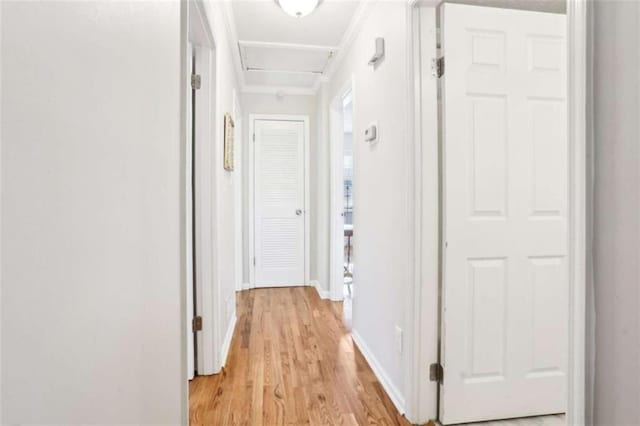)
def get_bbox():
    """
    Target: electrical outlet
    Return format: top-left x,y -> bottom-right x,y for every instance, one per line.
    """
395,326 -> 403,354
